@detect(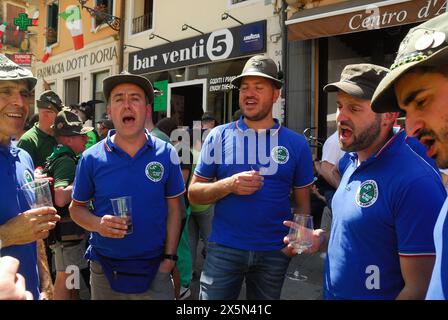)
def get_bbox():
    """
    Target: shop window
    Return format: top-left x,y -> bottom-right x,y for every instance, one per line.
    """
131,0 -> 153,34
64,77 -> 80,107
92,71 -> 109,122
94,0 -> 114,29
46,1 -> 59,46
